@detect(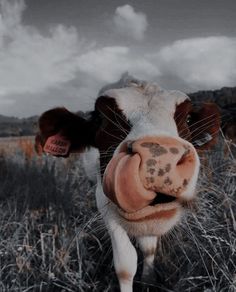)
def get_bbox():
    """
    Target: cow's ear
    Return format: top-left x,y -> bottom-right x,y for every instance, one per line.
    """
189,103 -> 221,150
35,107 -> 99,157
